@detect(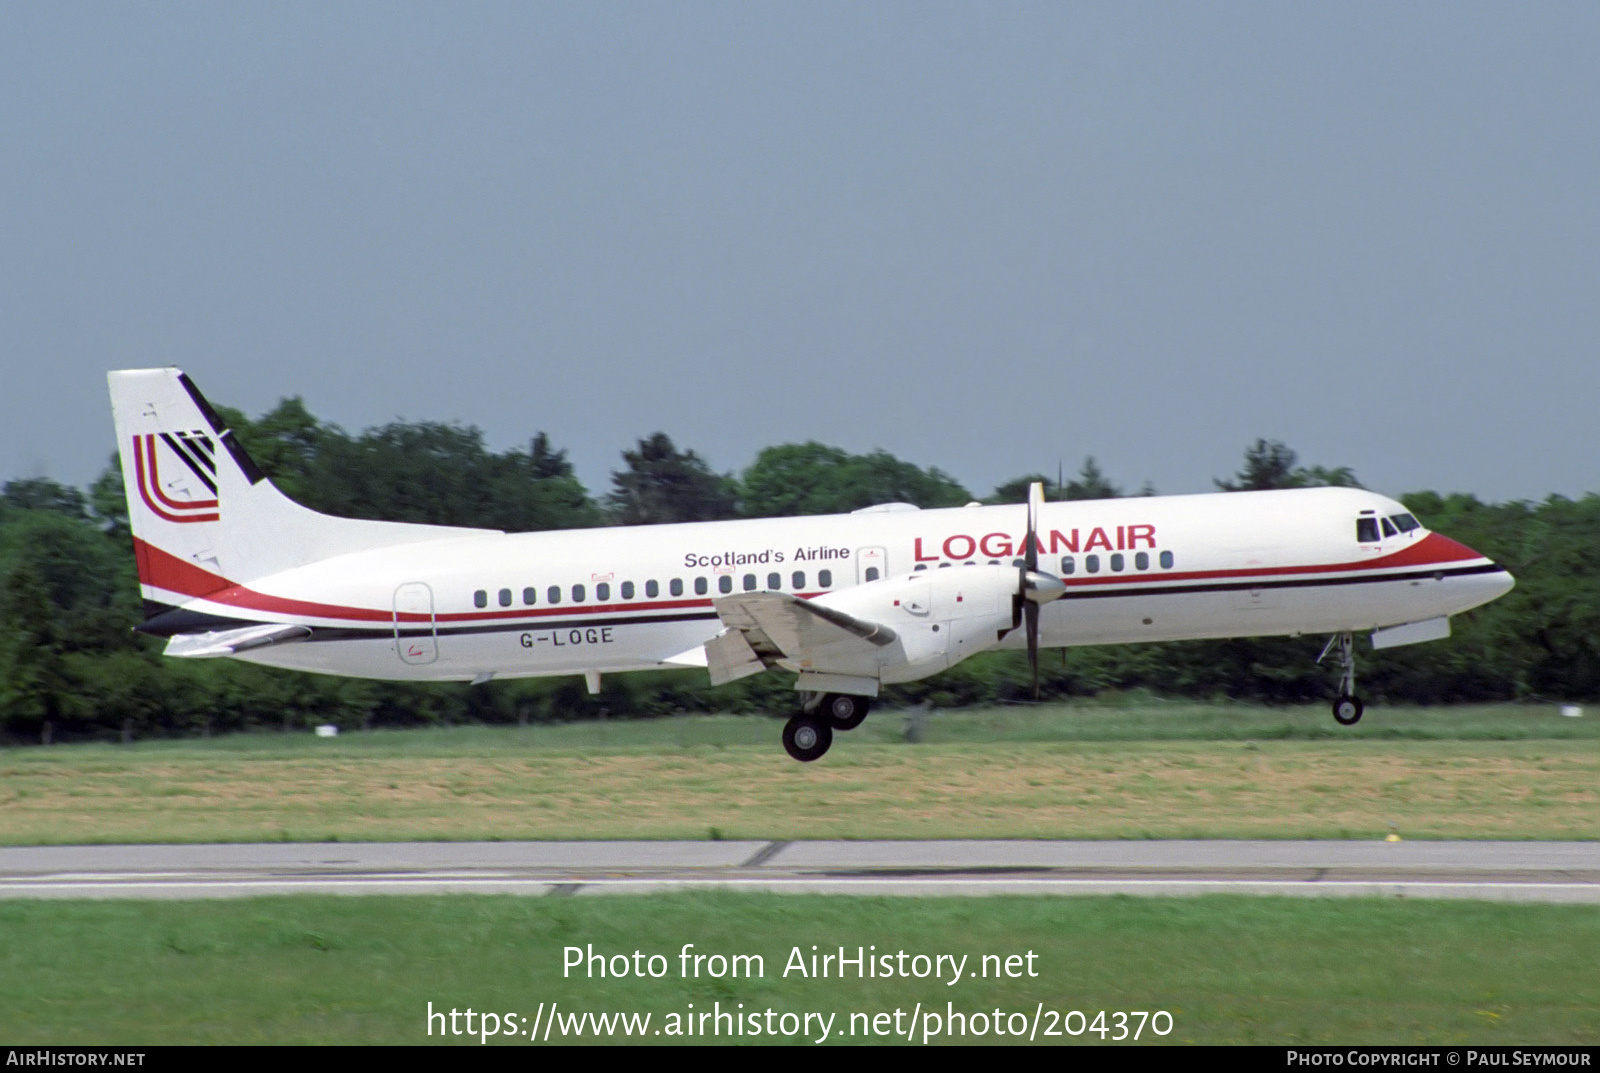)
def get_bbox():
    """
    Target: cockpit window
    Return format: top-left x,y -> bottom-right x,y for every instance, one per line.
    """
1381,517 -> 1397,538
1390,513 -> 1420,534
1356,517 -> 1380,543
